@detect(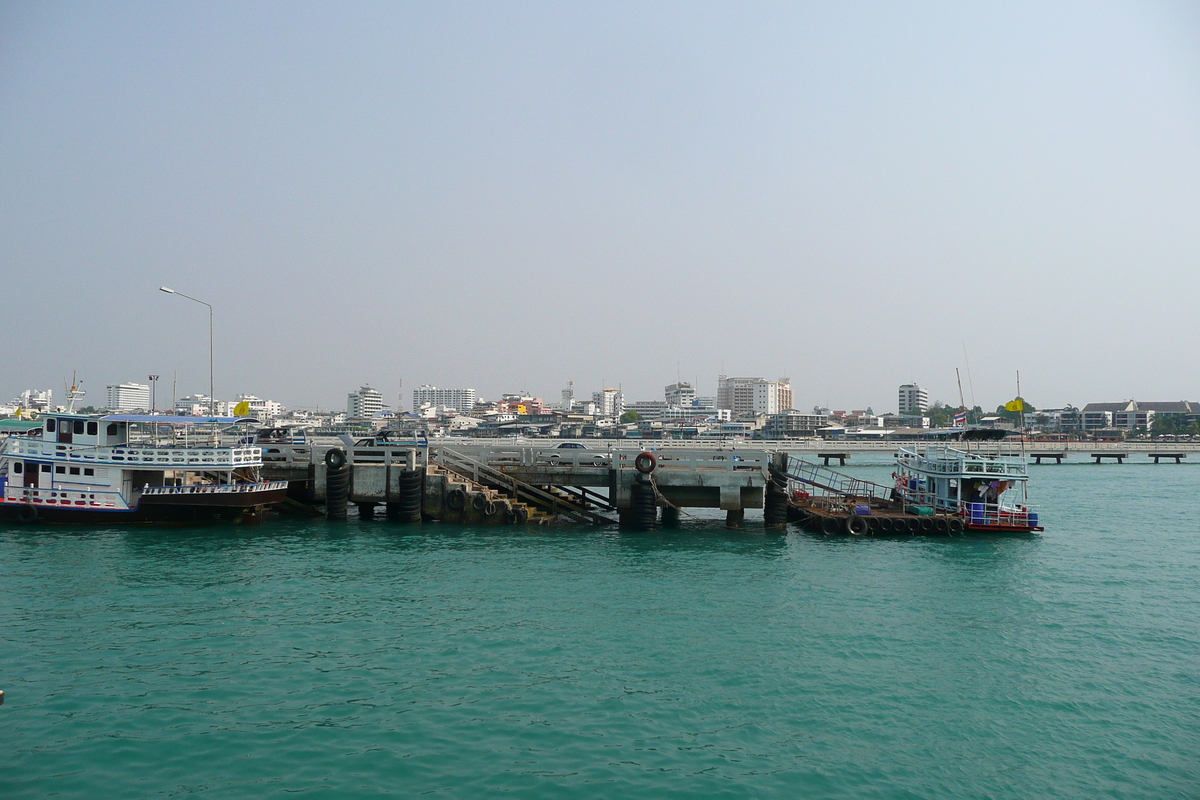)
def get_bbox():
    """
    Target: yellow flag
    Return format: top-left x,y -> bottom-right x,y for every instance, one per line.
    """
233,401 -> 251,416
1005,398 -> 1025,413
